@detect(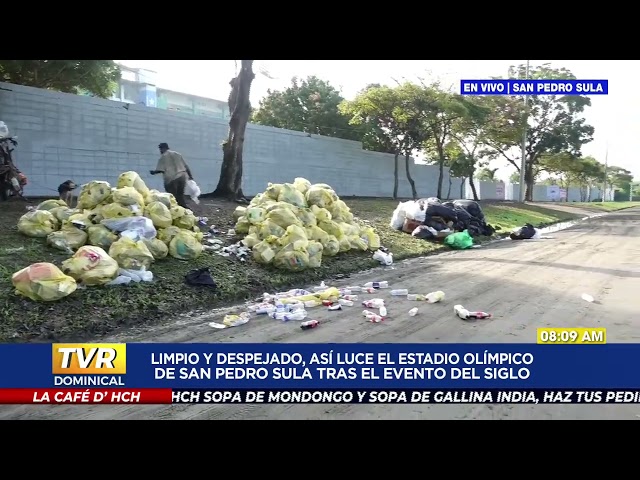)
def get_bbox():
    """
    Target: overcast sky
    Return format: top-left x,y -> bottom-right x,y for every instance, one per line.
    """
117,60 -> 637,180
